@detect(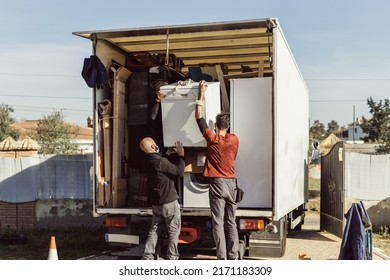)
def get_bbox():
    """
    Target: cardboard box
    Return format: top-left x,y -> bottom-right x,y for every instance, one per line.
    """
184,150 -> 206,173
